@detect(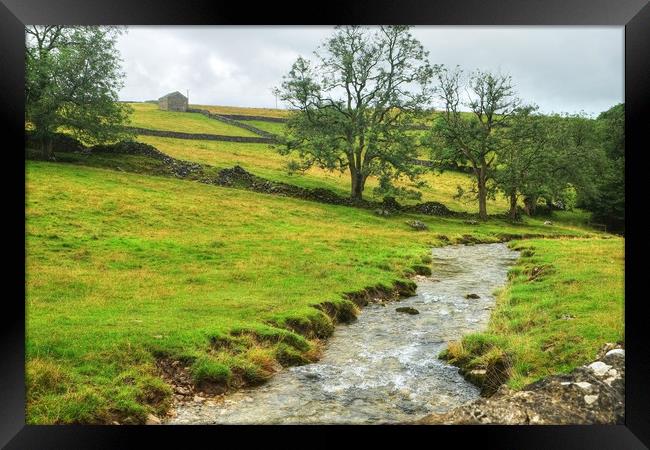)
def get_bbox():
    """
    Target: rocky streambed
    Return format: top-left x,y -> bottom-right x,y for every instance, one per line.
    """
418,344 -> 625,425
166,243 -> 520,424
